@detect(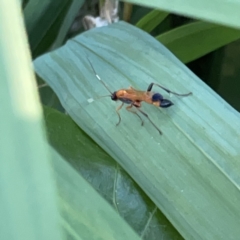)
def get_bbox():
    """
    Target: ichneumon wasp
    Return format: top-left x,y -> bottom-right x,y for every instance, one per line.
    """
87,58 -> 192,135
